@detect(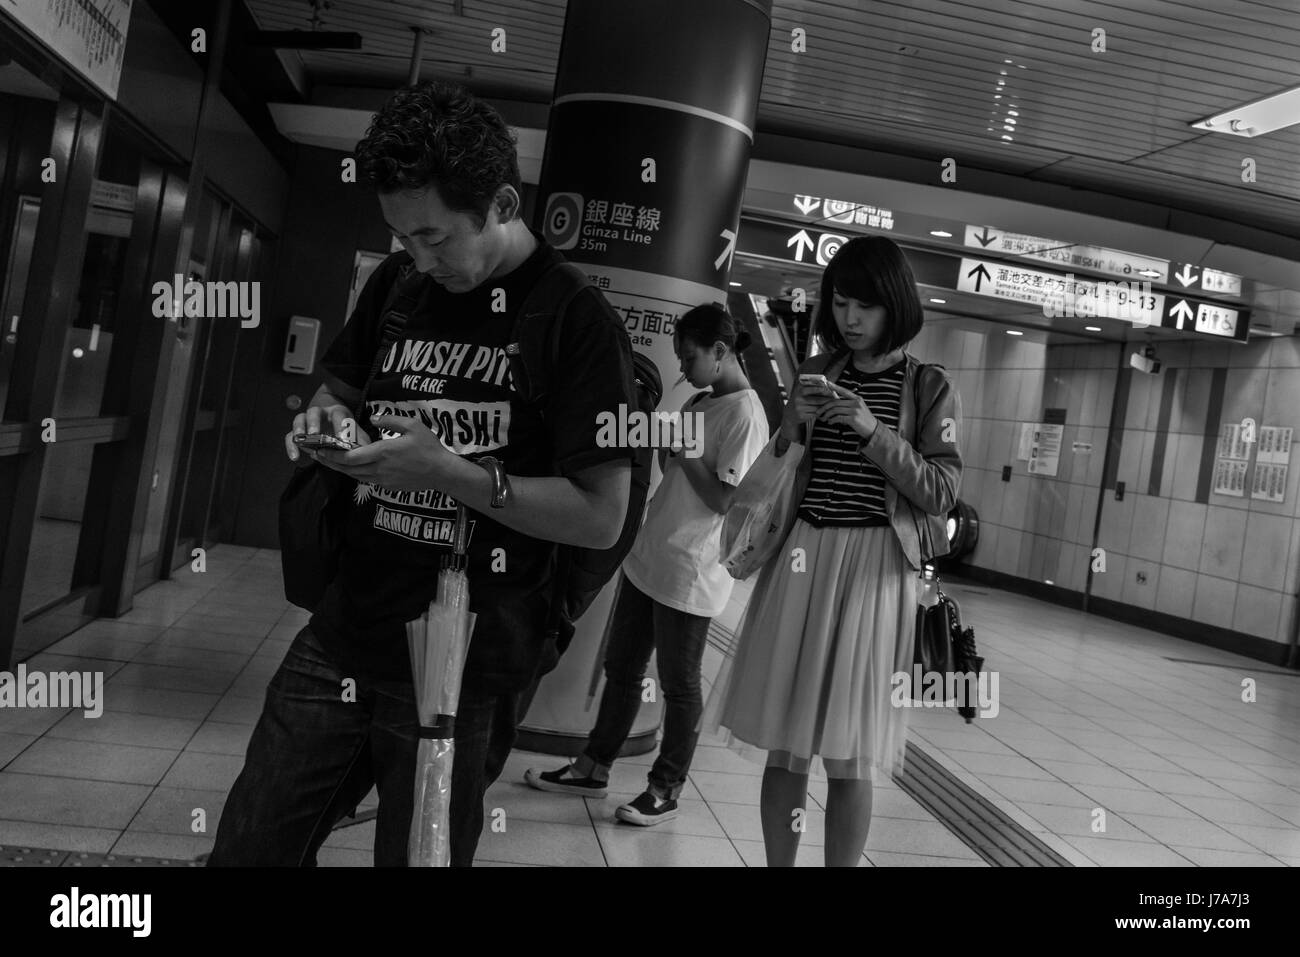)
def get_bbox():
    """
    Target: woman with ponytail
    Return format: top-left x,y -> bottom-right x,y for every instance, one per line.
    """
526,303 -> 769,825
